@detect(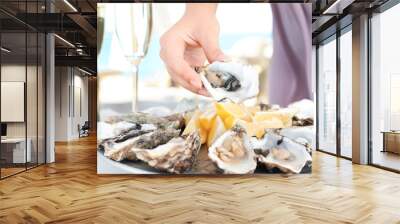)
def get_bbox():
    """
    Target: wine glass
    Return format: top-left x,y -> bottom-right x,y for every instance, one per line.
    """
114,3 -> 152,112
97,4 -> 105,56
